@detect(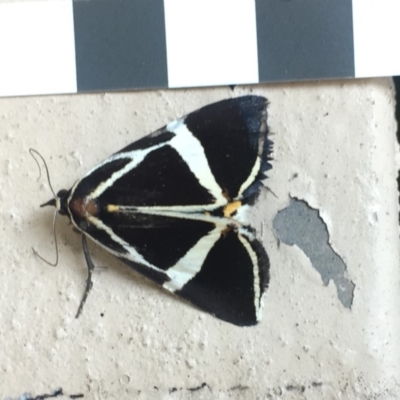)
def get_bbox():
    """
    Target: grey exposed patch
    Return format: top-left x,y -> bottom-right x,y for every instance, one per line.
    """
273,197 -> 355,308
